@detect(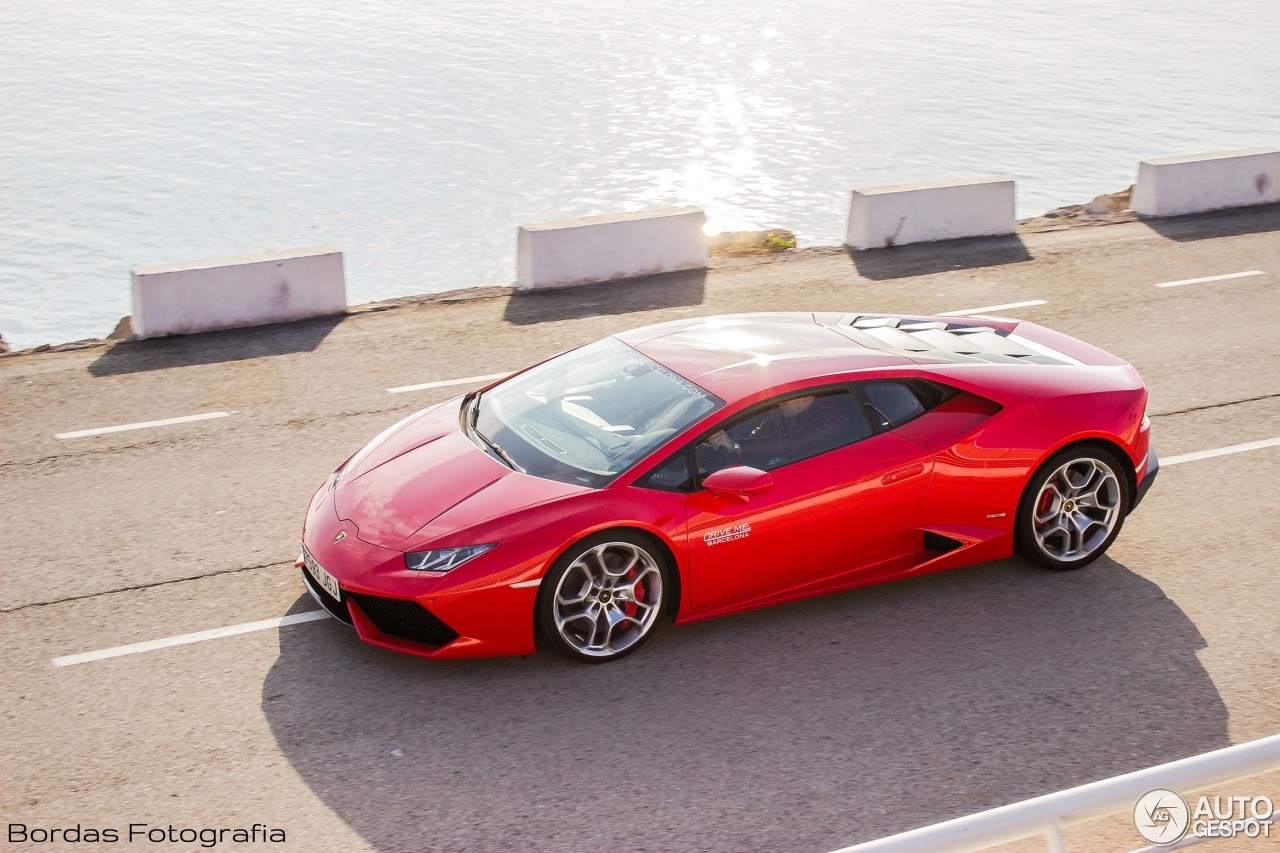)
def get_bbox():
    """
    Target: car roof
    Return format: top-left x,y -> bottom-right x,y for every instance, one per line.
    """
615,312 -> 1084,403
615,313 -> 913,403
